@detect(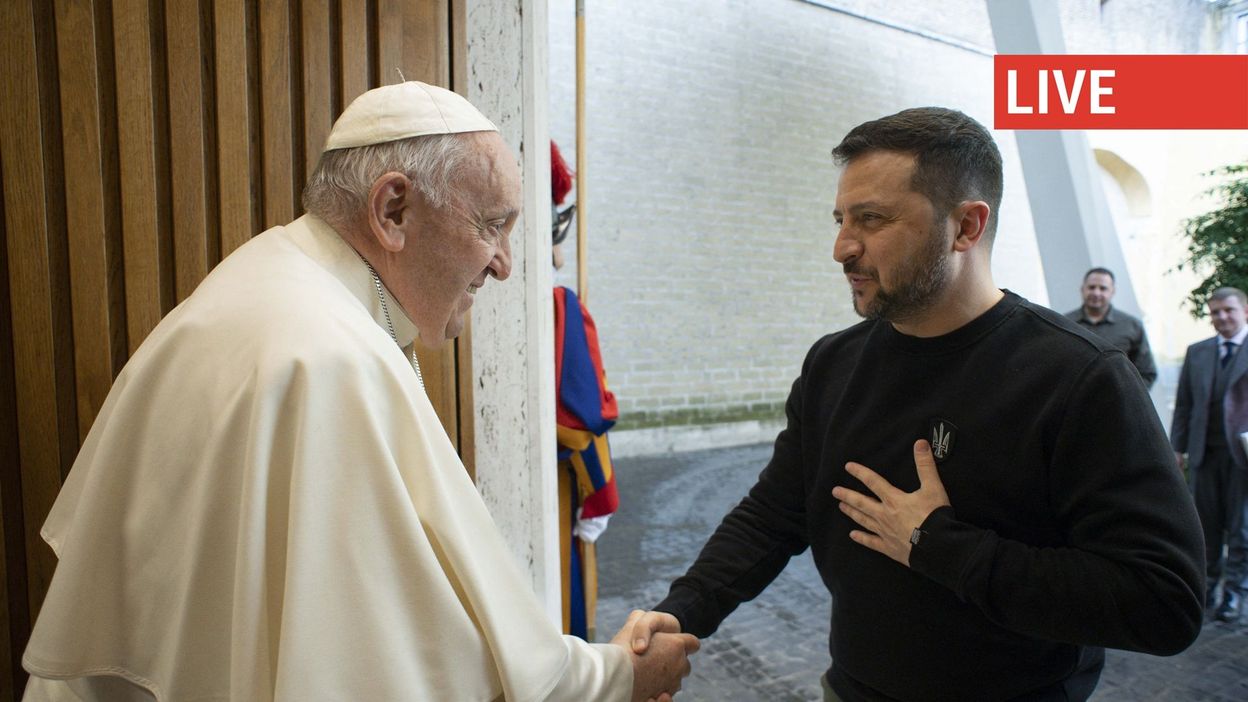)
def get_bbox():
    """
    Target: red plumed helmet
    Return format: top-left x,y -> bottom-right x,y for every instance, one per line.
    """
551,140 -> 574,205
